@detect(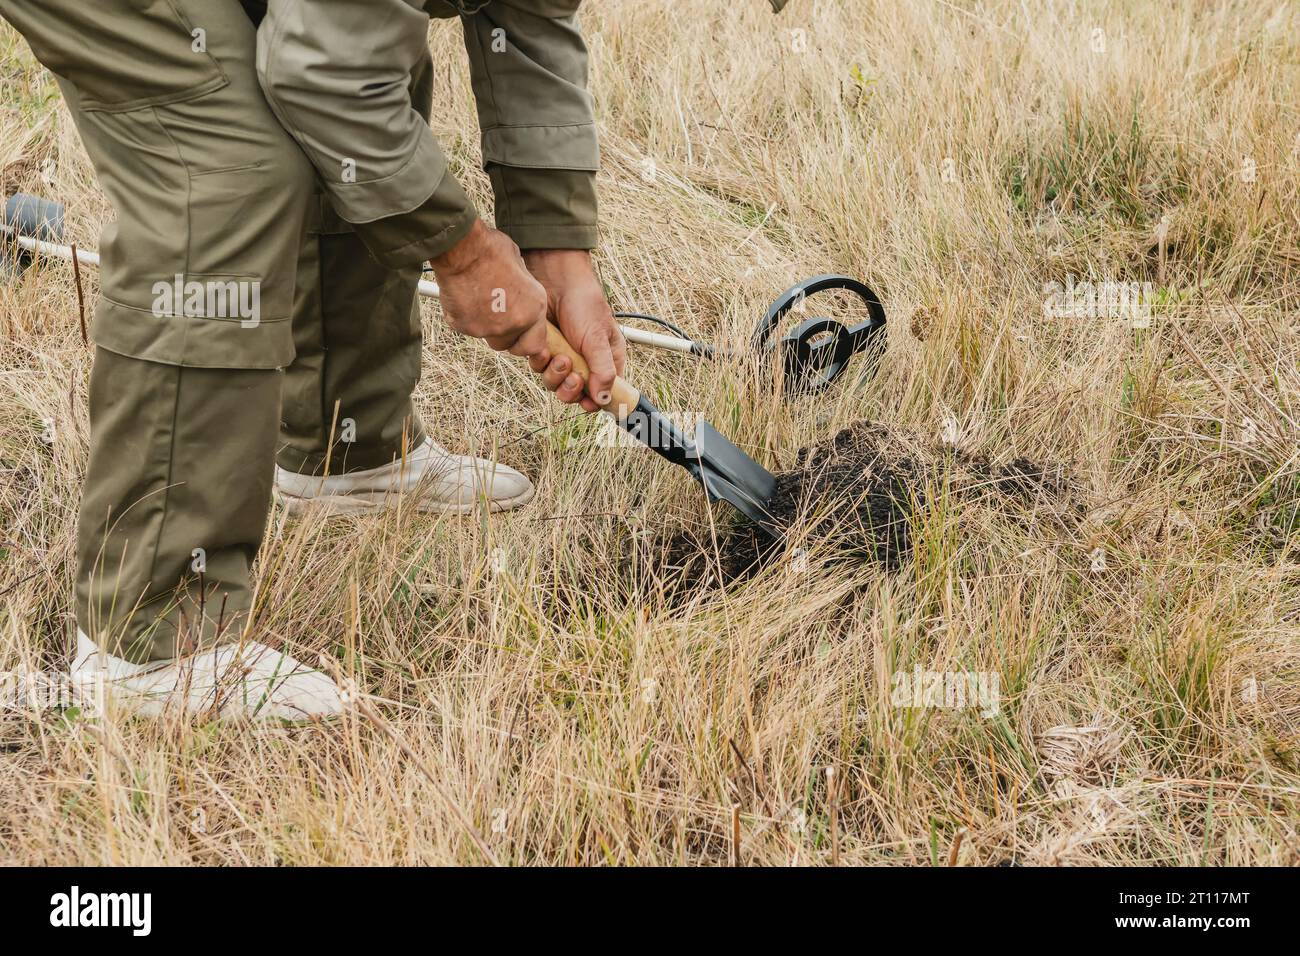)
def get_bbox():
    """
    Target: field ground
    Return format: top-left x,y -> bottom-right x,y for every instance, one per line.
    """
1,1 -> 1298,865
